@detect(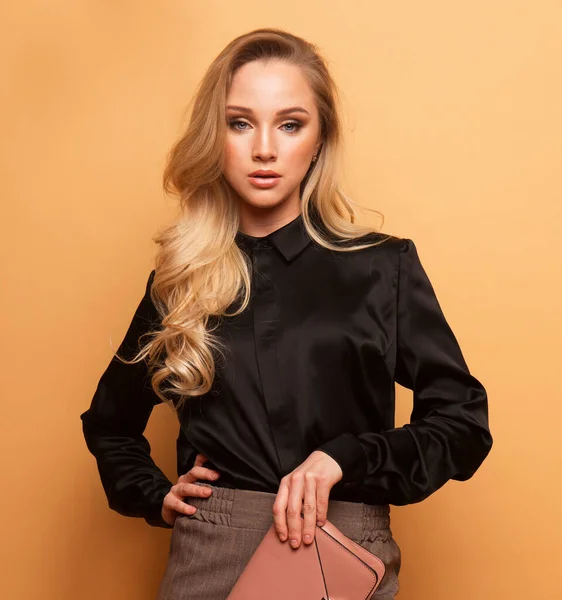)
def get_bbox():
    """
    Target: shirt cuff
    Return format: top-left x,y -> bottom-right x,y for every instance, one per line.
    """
144,485 -> 174,529
316,433 -> 368,484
